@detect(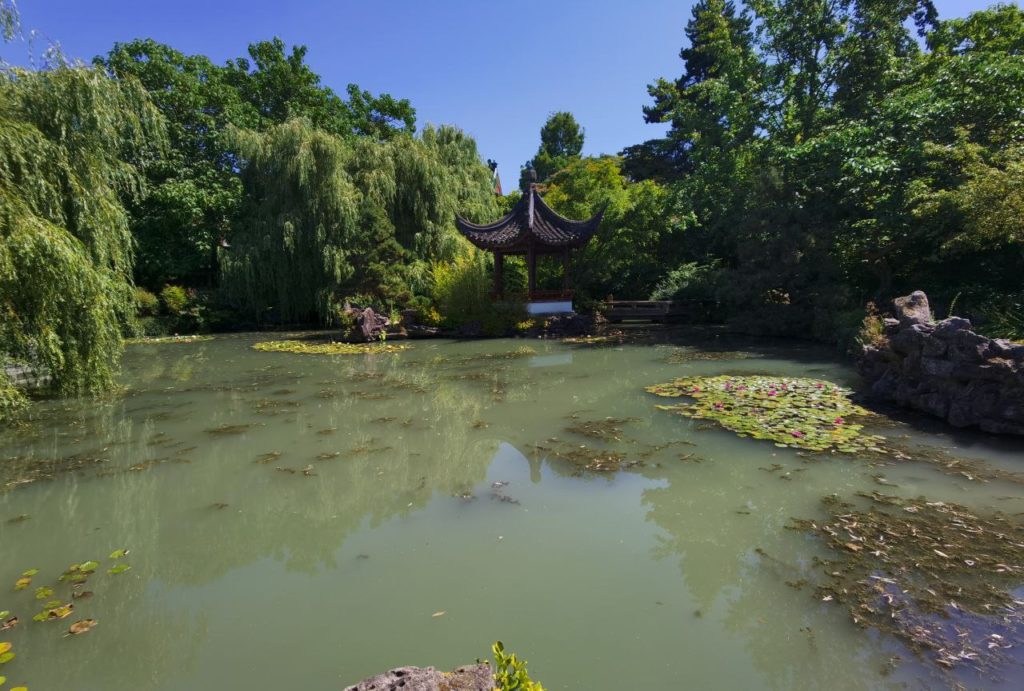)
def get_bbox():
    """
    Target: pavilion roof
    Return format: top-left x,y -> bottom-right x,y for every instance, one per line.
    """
455,185 -> 604,252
